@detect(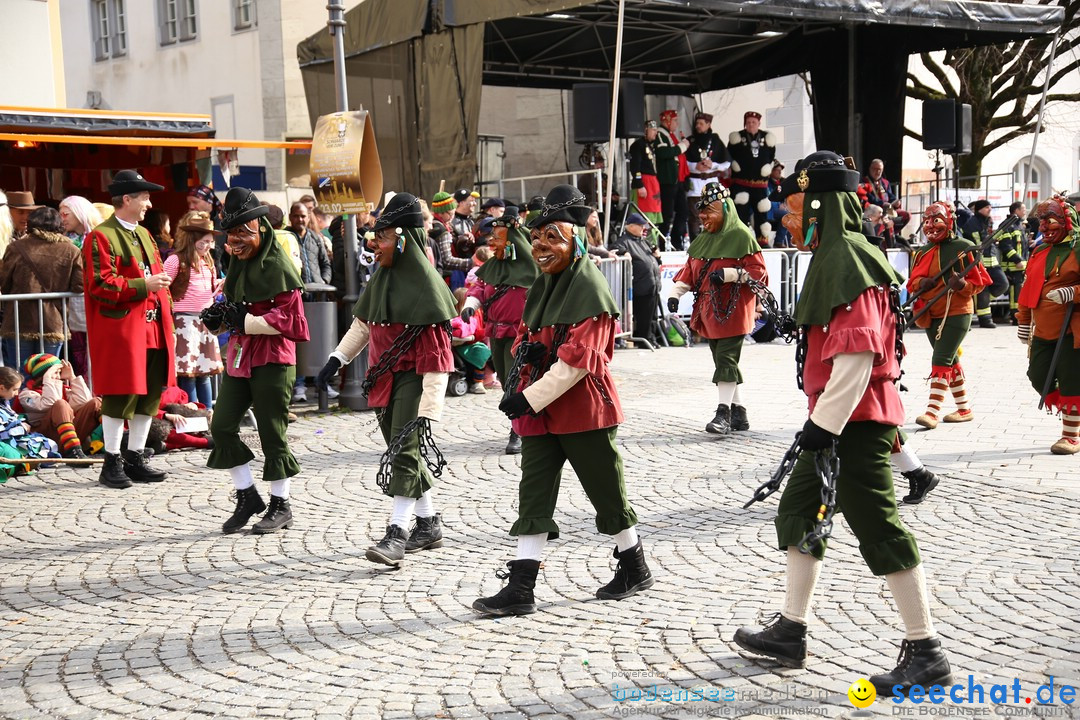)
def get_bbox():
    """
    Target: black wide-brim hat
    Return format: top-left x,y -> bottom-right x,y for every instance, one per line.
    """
777,151 -> 860,201
107,169 -> 164,197
219,187 -> 269,230
373,192 -> 424,231
526,184 -> 593,228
